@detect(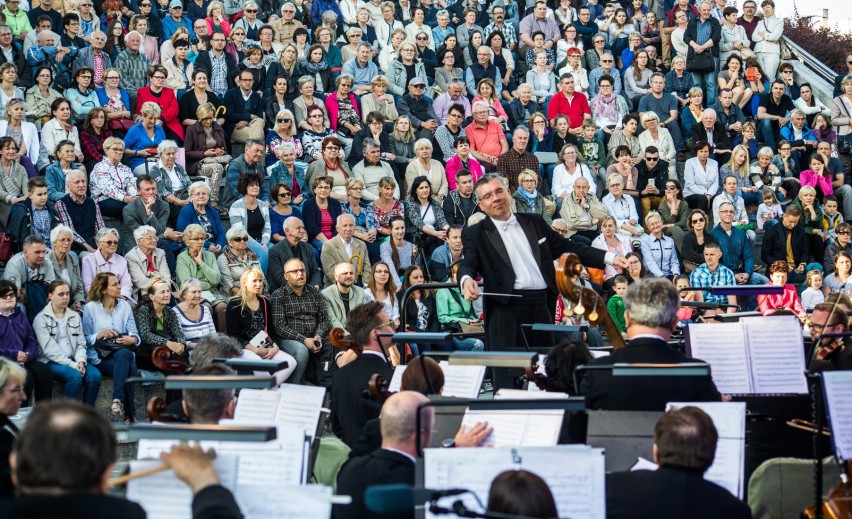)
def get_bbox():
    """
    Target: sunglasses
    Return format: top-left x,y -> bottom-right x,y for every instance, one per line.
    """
838,231 -> 851,235
691,217 -> 705,224
231,236 -> 248,242
277,117 -> 291,123
645,157 -> 659,161
278,192 -> 292,197
245,8 -> 257,12
102,240 -> 118,245
664,185 -> 677,190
